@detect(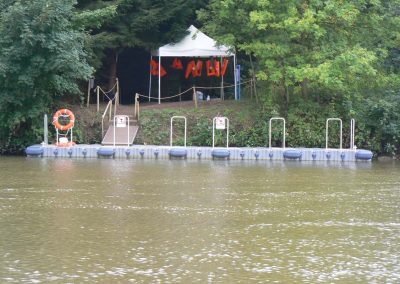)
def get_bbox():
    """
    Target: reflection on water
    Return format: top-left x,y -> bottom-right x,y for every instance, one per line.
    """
0,157 -> 399,282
